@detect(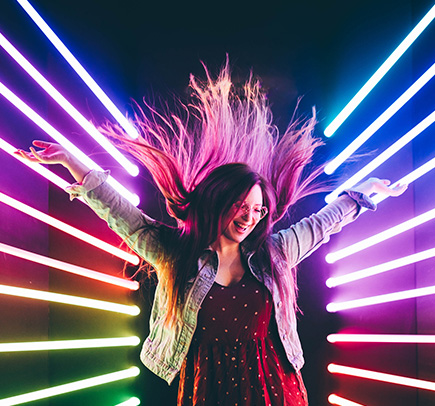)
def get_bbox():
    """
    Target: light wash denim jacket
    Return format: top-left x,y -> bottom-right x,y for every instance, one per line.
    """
67,170 -> 375,385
